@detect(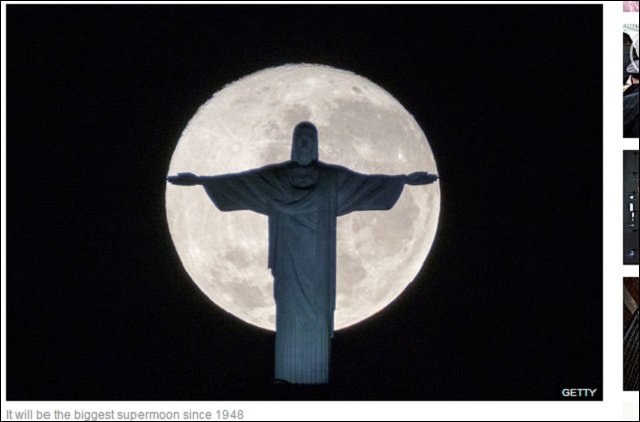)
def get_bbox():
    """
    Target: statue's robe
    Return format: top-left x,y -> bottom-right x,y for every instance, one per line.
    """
200,161 -> 406,384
